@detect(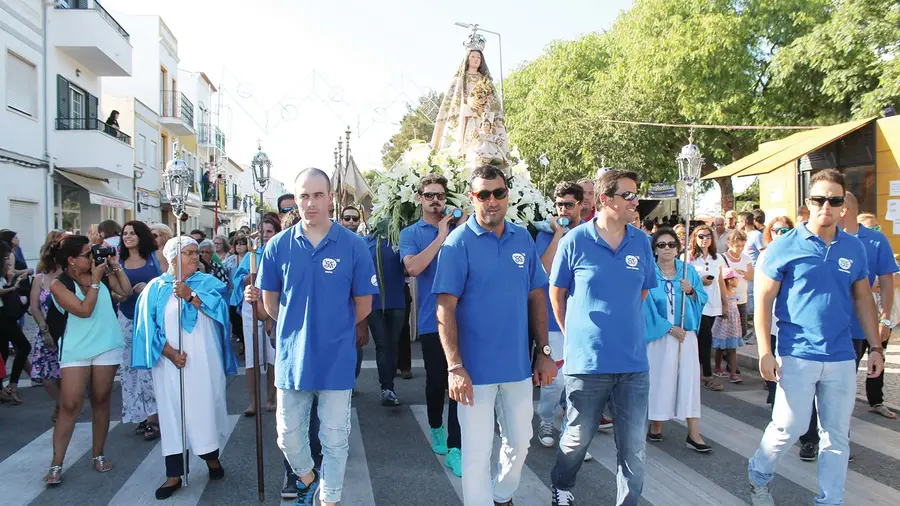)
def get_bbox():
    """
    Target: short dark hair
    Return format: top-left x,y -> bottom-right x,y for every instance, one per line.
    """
277,193 -> 295,210
469,165 -> 508,188
190,229 -> 206,240
419,173 -> 448,194
295,167 -> 332,193
98,219 -> 121,238
650,227 -> 681,258
738,211 -> 754,226
809,168 -> 845,193
554,181 -> 584,202
341,206 -> 359,216
596,169 -> 640,201
642,218 -> 654,231
752,209 -> 766,226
